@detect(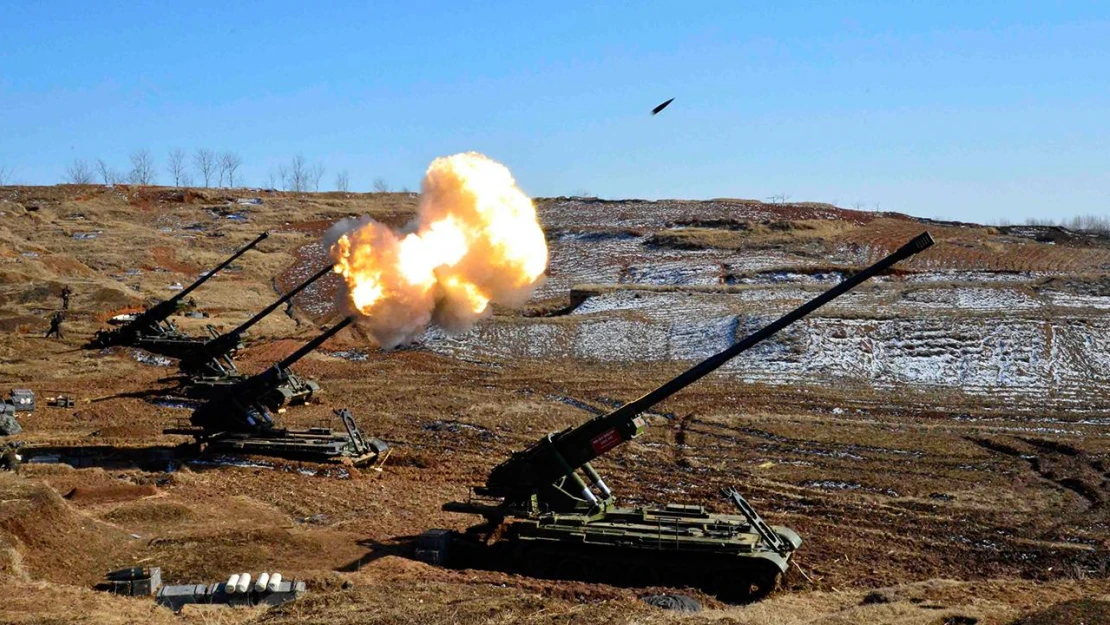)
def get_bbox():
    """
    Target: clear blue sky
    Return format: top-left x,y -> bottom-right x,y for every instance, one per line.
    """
1,2 -> 1107,222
